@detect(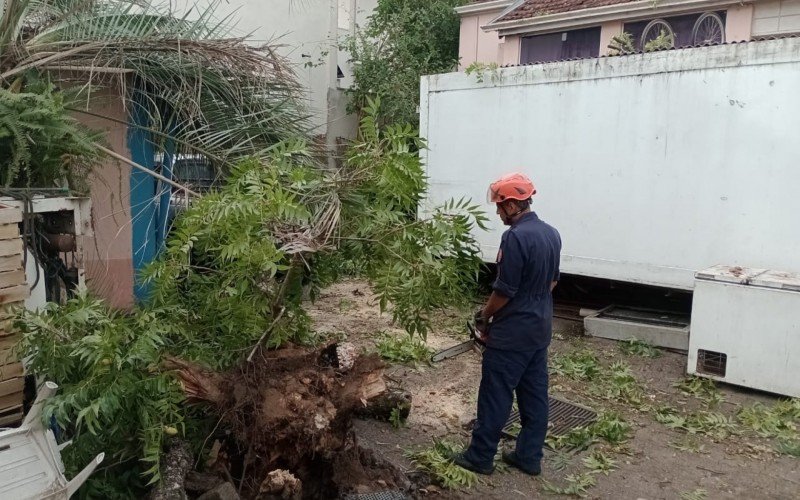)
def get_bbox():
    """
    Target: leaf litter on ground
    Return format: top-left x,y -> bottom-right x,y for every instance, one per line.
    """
405,440 -> 478,489
618,337 -> 662,358
375,332 -> 432,365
